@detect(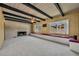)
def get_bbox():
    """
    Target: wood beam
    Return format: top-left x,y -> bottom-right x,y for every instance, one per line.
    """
3,11 -> 31,20
4,16 -> 32,24
54,3 -> 64,16
0,3 -> 45,21
3,11 -> 41,22
23,3 -> 53,19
